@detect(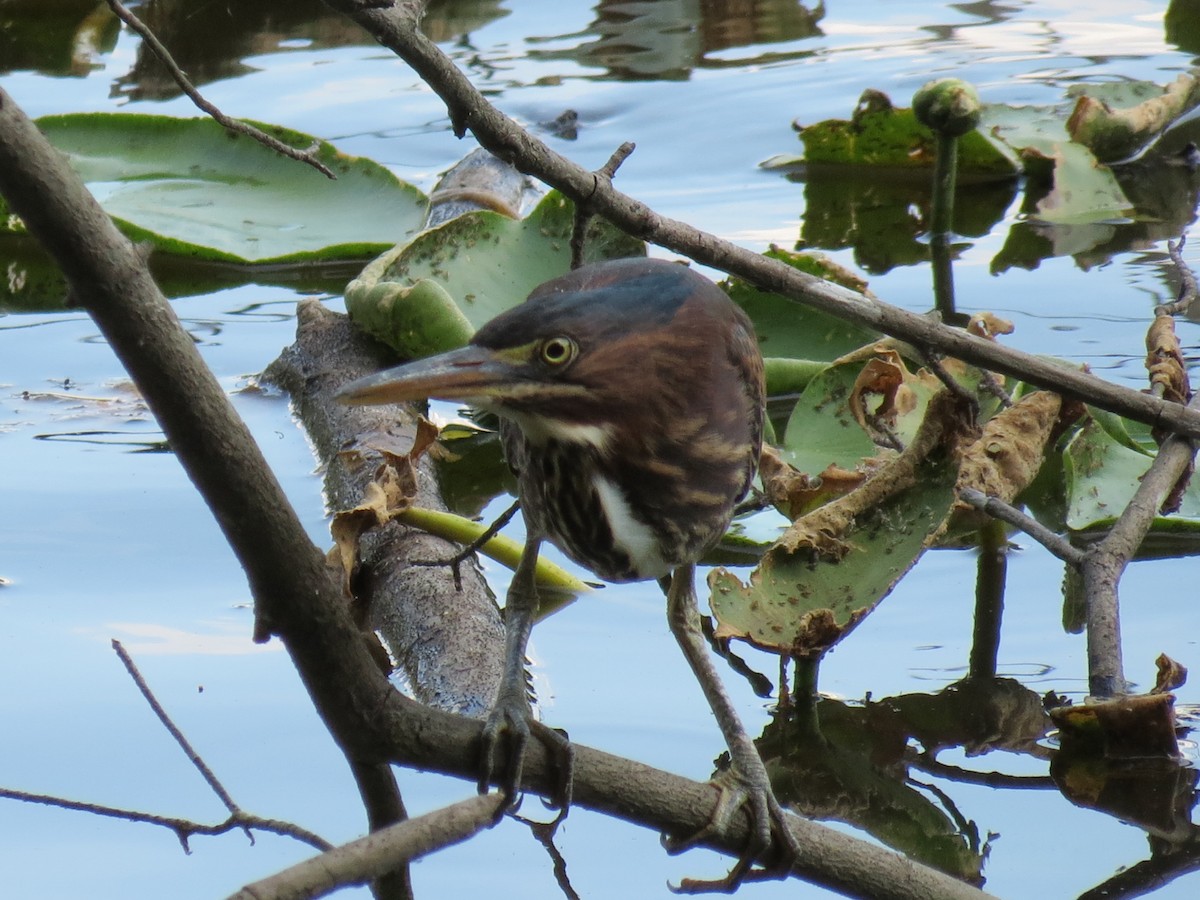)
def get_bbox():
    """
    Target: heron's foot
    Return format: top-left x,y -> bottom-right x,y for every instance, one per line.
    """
478,690 -> 574,820
662,756 -> 800,893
